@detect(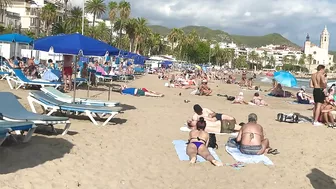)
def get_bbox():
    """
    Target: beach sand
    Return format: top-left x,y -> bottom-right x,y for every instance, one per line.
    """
0,74 -> 335,189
